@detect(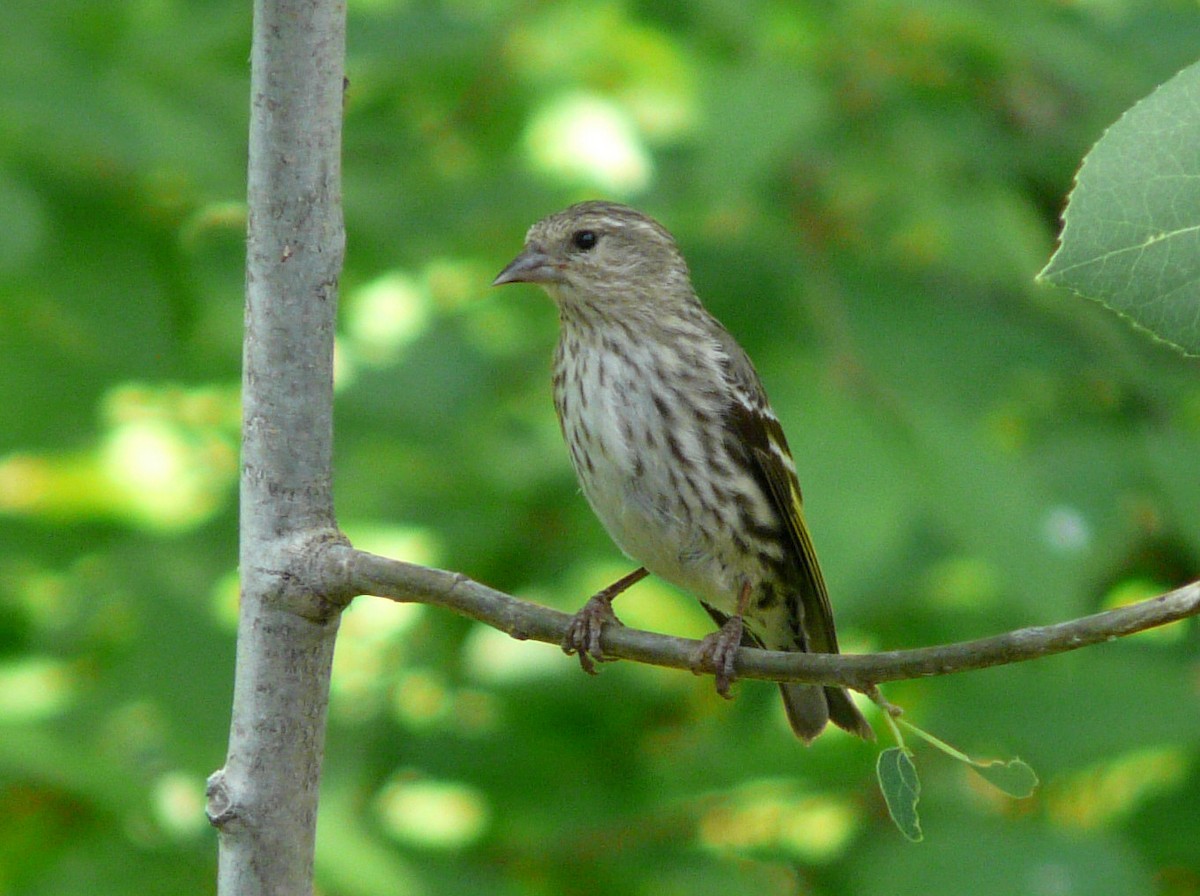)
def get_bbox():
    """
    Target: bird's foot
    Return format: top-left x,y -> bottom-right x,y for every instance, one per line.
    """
561,567 -> 648,674
692,614 -> 744,699
562,594 -> 623,675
